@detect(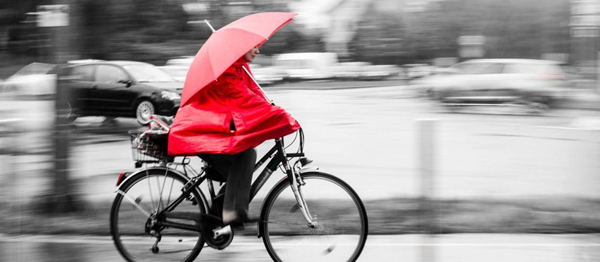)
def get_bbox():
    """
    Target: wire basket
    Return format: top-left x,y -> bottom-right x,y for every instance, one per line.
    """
129,130 -> 170,162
